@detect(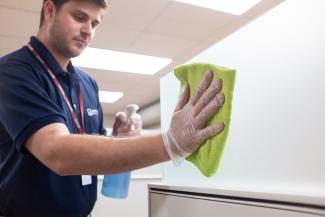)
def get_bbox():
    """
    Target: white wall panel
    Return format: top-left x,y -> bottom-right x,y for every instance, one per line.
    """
160,0 -> 325,198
